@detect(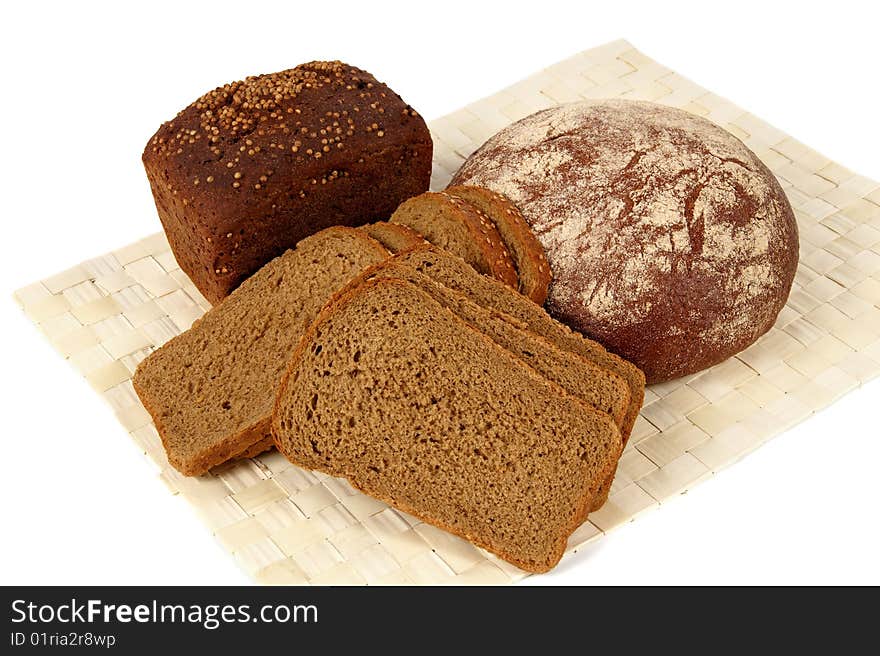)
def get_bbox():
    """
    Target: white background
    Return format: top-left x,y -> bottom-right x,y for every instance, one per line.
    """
2,1 -> 878,585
